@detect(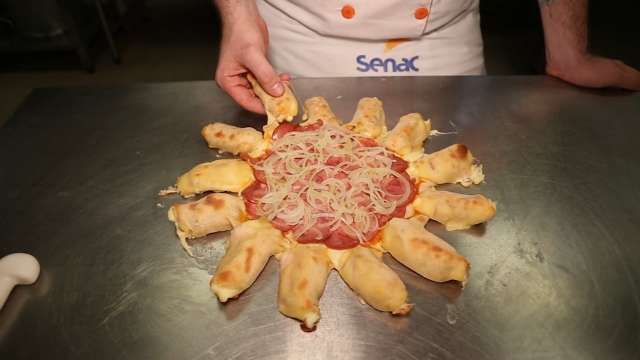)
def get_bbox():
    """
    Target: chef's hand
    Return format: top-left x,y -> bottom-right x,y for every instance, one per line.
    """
214,0 -> 287,113
539,0 -> 640,91
546,55 -> 640,91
